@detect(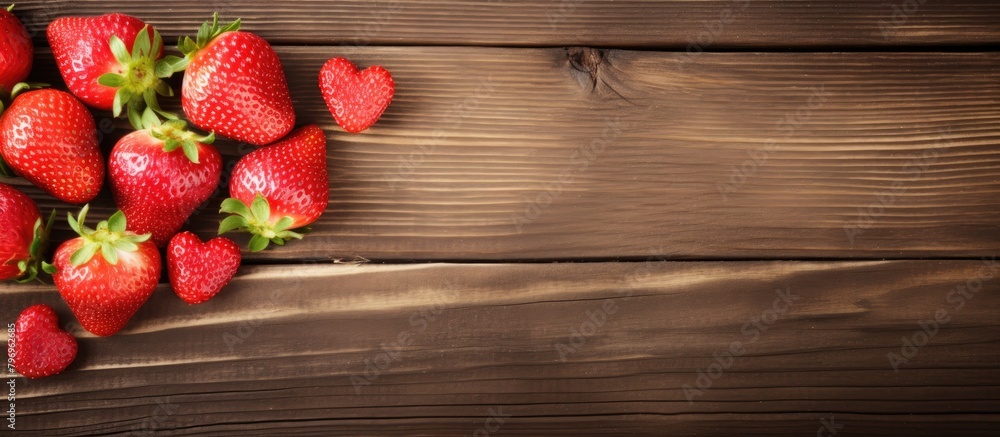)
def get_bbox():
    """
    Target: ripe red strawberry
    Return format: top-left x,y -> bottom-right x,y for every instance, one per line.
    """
167,232 -> 241,304
48,13 -> 180,128
8,304 -> 77,379
109,120 -> 222,246
0,89 -> 104,204
50,205 -> 161,336
319,57 -> 394,133
0,5 -> 33,95
178,13 -> 294,146
0,183 -> 53,282
220,125 -> 328,251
